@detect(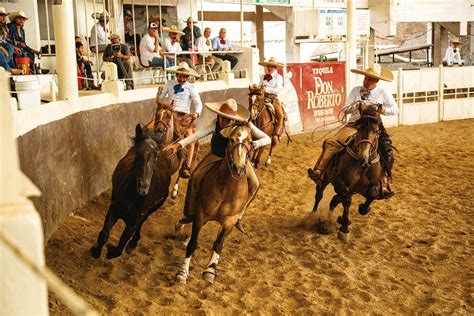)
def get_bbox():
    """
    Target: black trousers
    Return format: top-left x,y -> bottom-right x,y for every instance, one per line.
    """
214,53 -> 238,69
